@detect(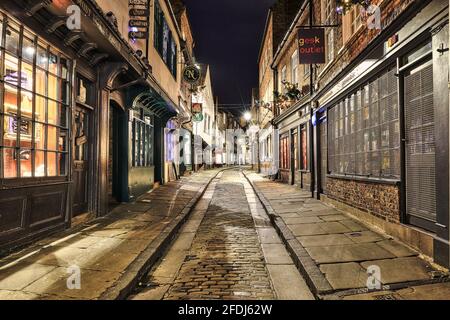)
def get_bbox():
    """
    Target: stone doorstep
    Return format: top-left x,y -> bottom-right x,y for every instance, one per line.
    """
0,169 -> 223,301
